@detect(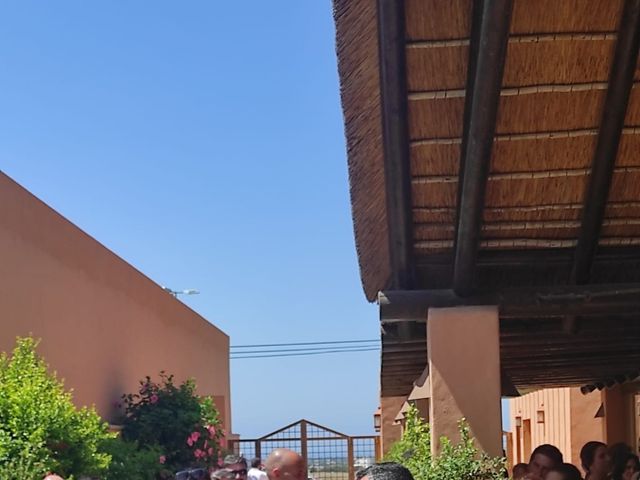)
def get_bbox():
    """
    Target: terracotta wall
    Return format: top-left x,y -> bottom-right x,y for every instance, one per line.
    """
380,395 -> 405,455
509,388 -> 573,464
509,387 -> 609,468
603,386 -> 634,446
569,388 -> 604,467
0,173 -> 231,432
